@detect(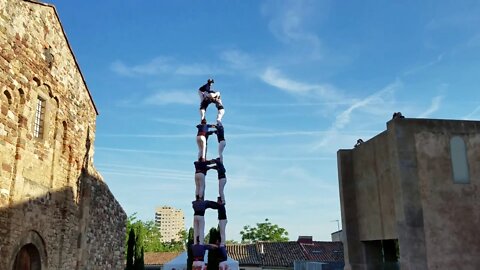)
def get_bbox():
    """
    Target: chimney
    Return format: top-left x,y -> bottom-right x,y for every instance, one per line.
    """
297,236 -> 313,244
260,243 -> 264,254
